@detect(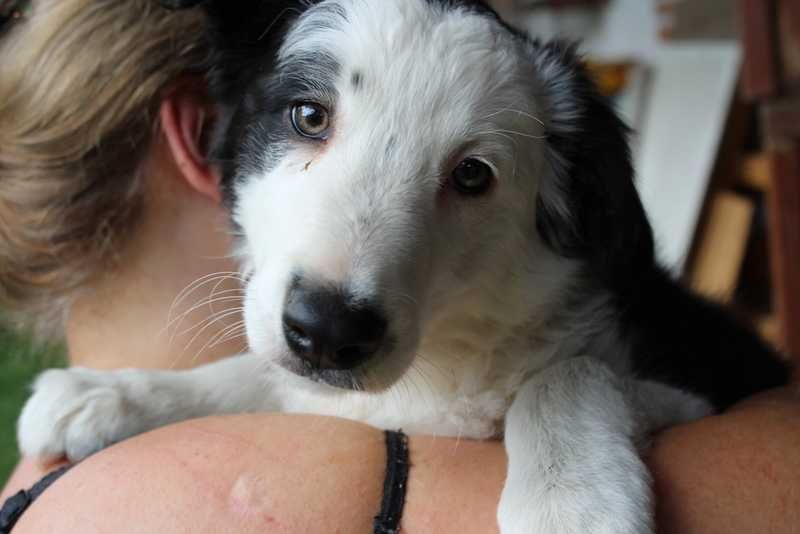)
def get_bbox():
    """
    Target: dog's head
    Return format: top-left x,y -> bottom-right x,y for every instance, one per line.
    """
199,0 -> 654,392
